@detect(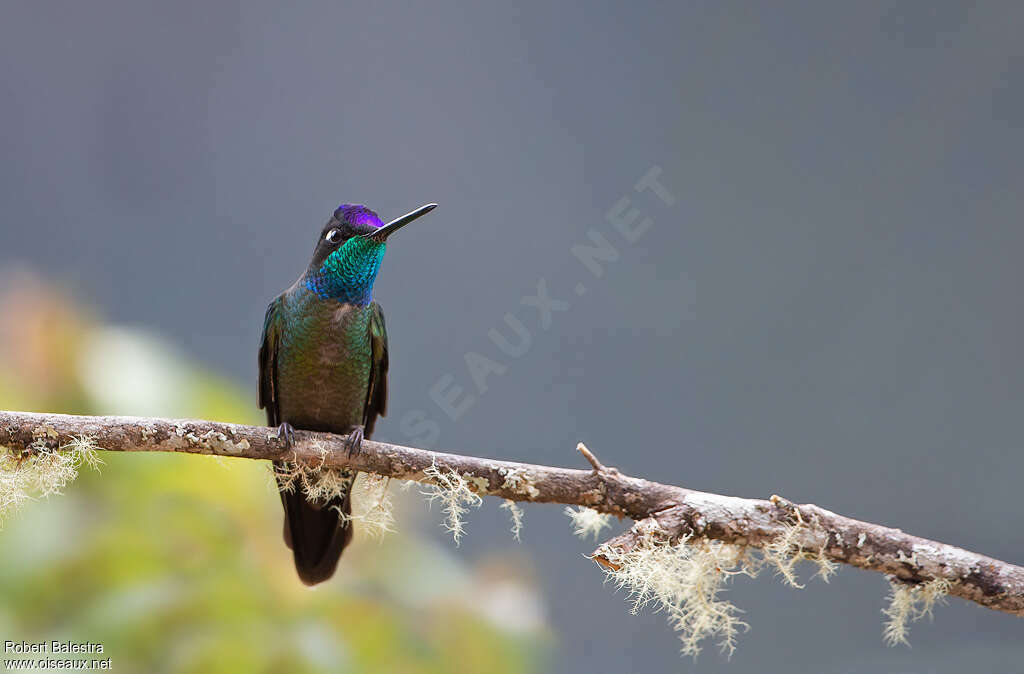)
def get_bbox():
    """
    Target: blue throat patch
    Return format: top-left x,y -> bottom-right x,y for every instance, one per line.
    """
305,238 -> 386,305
